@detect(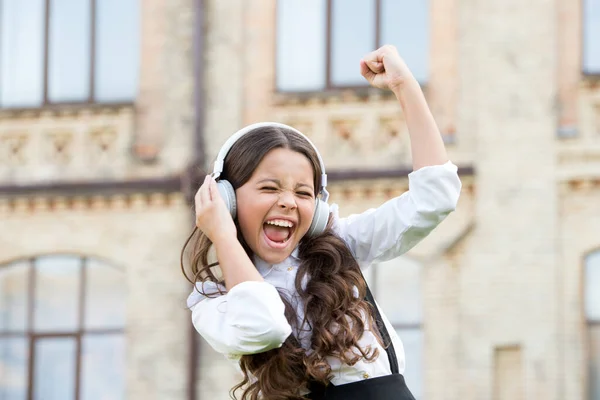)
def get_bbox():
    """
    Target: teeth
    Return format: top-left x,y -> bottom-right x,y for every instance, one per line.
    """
266,219 -> 293,228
